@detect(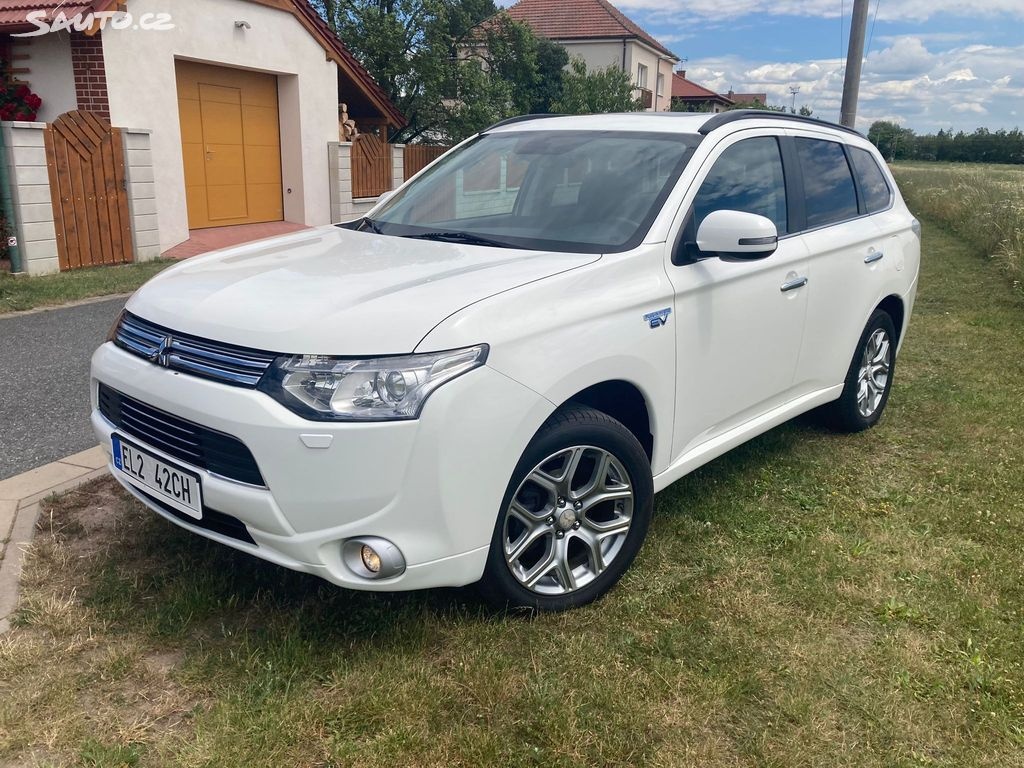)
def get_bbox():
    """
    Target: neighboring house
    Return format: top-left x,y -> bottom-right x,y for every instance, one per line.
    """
501,0 -> 679,112
0,0 -> 404,267
671,70 -> 767,112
